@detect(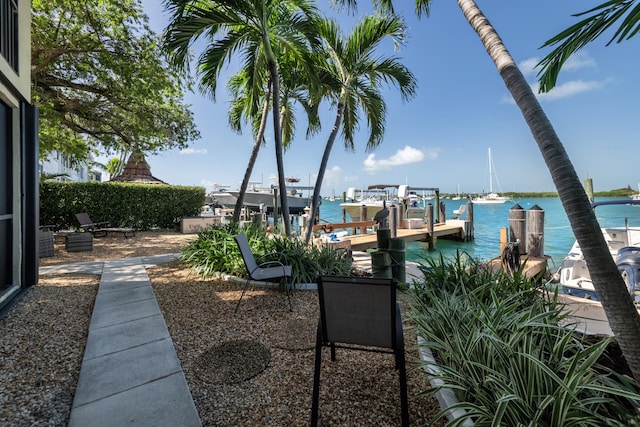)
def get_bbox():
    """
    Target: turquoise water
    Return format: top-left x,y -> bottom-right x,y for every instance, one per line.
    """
314,197 -> 579,268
